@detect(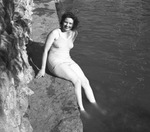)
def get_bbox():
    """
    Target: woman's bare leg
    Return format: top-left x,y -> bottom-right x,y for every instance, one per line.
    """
53,63 -> 85,111
70,62 -> 107,114
69,62 -> 96,103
